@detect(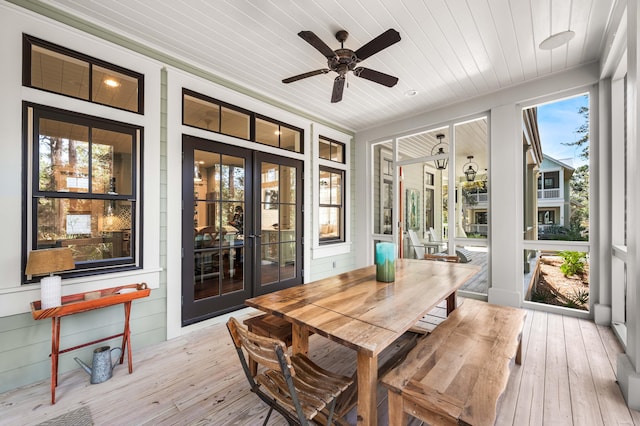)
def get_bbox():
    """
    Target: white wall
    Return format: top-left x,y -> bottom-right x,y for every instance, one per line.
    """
0,2 -> 165,392
0,2 -> 164,313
